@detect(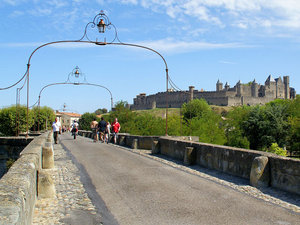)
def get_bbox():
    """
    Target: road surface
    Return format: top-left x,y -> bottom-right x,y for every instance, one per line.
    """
60,134 -> 300,225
